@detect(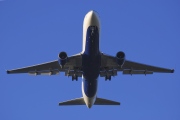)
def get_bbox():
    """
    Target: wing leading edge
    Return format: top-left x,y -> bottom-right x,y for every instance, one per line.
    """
7,53 -> 82,76
7,60 -> 60,74
100,53 -> 174,76
123,60 -> 174,73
